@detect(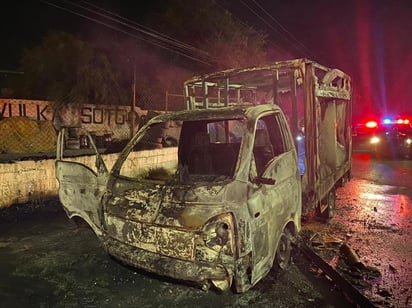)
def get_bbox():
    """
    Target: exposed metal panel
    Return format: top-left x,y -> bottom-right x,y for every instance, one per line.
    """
106,215 -> 196,261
